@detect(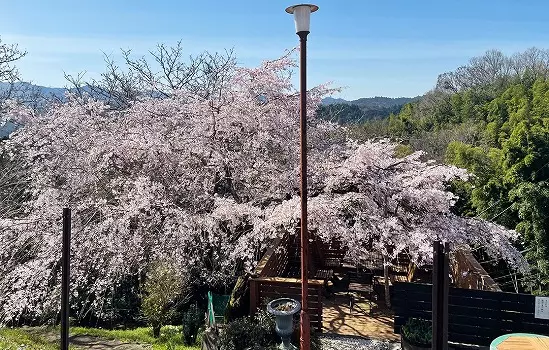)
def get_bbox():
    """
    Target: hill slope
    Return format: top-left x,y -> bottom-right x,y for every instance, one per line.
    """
319,96 -> 418,124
